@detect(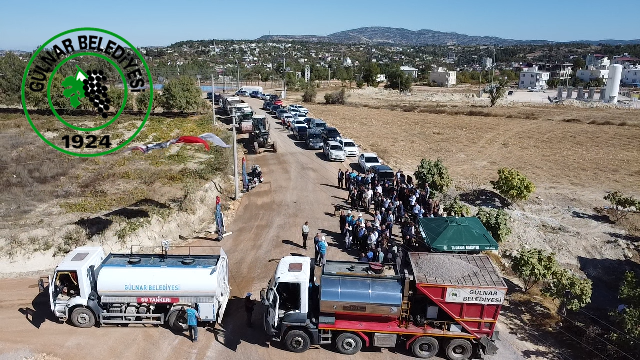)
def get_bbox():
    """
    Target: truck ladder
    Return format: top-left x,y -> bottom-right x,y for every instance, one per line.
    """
400,300 -> 411,328
319,329 -> 332,344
